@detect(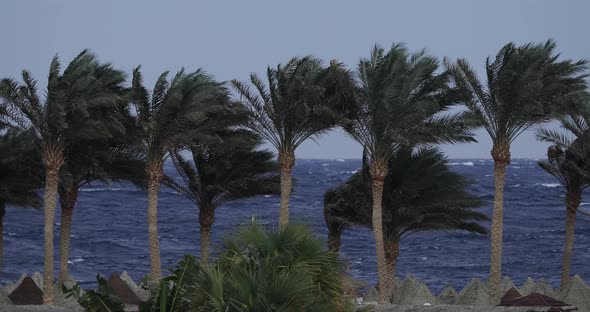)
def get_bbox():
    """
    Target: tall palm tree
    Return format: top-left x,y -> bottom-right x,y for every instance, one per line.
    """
0,130 -> 42,277
167,129 -> 280,264
537,96 -> 590,289
347,44 -> 475,303
325,147 -> 487,300
447,40 -> 588,298
57,138 -> 146,285
0,50 -> 126,303
129,67 -> 230,279
231,57 -> 357,229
